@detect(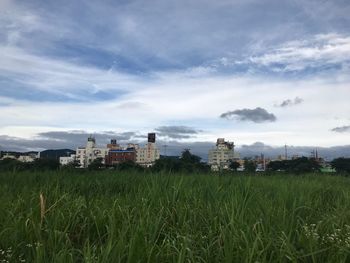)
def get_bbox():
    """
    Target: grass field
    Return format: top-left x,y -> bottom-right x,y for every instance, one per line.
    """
0,171 -> 350,262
